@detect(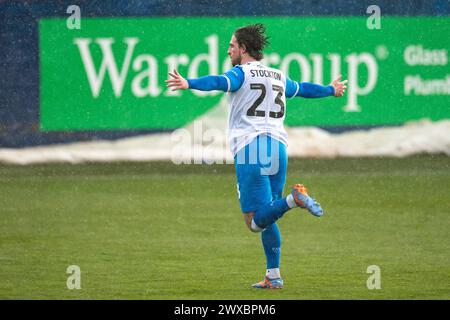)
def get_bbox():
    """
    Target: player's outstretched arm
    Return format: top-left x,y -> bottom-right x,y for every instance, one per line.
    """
165,67 -> 244,92
286,74 -> 348,98
165,69 -> 243,92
